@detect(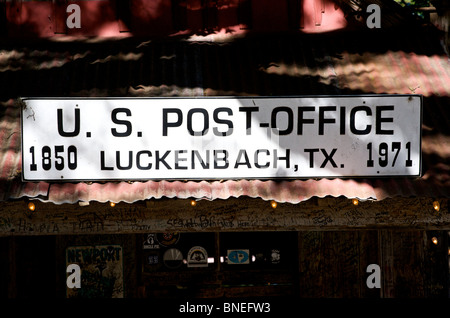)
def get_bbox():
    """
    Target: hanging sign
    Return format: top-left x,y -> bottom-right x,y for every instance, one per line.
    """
143,233 -> 160,250
163,248 -> 183,269
156,232 -> 180,247
66,245 -> 124,298
187,246 -> 208,268
227,249 -> 250,264
21,95 -> 422,181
